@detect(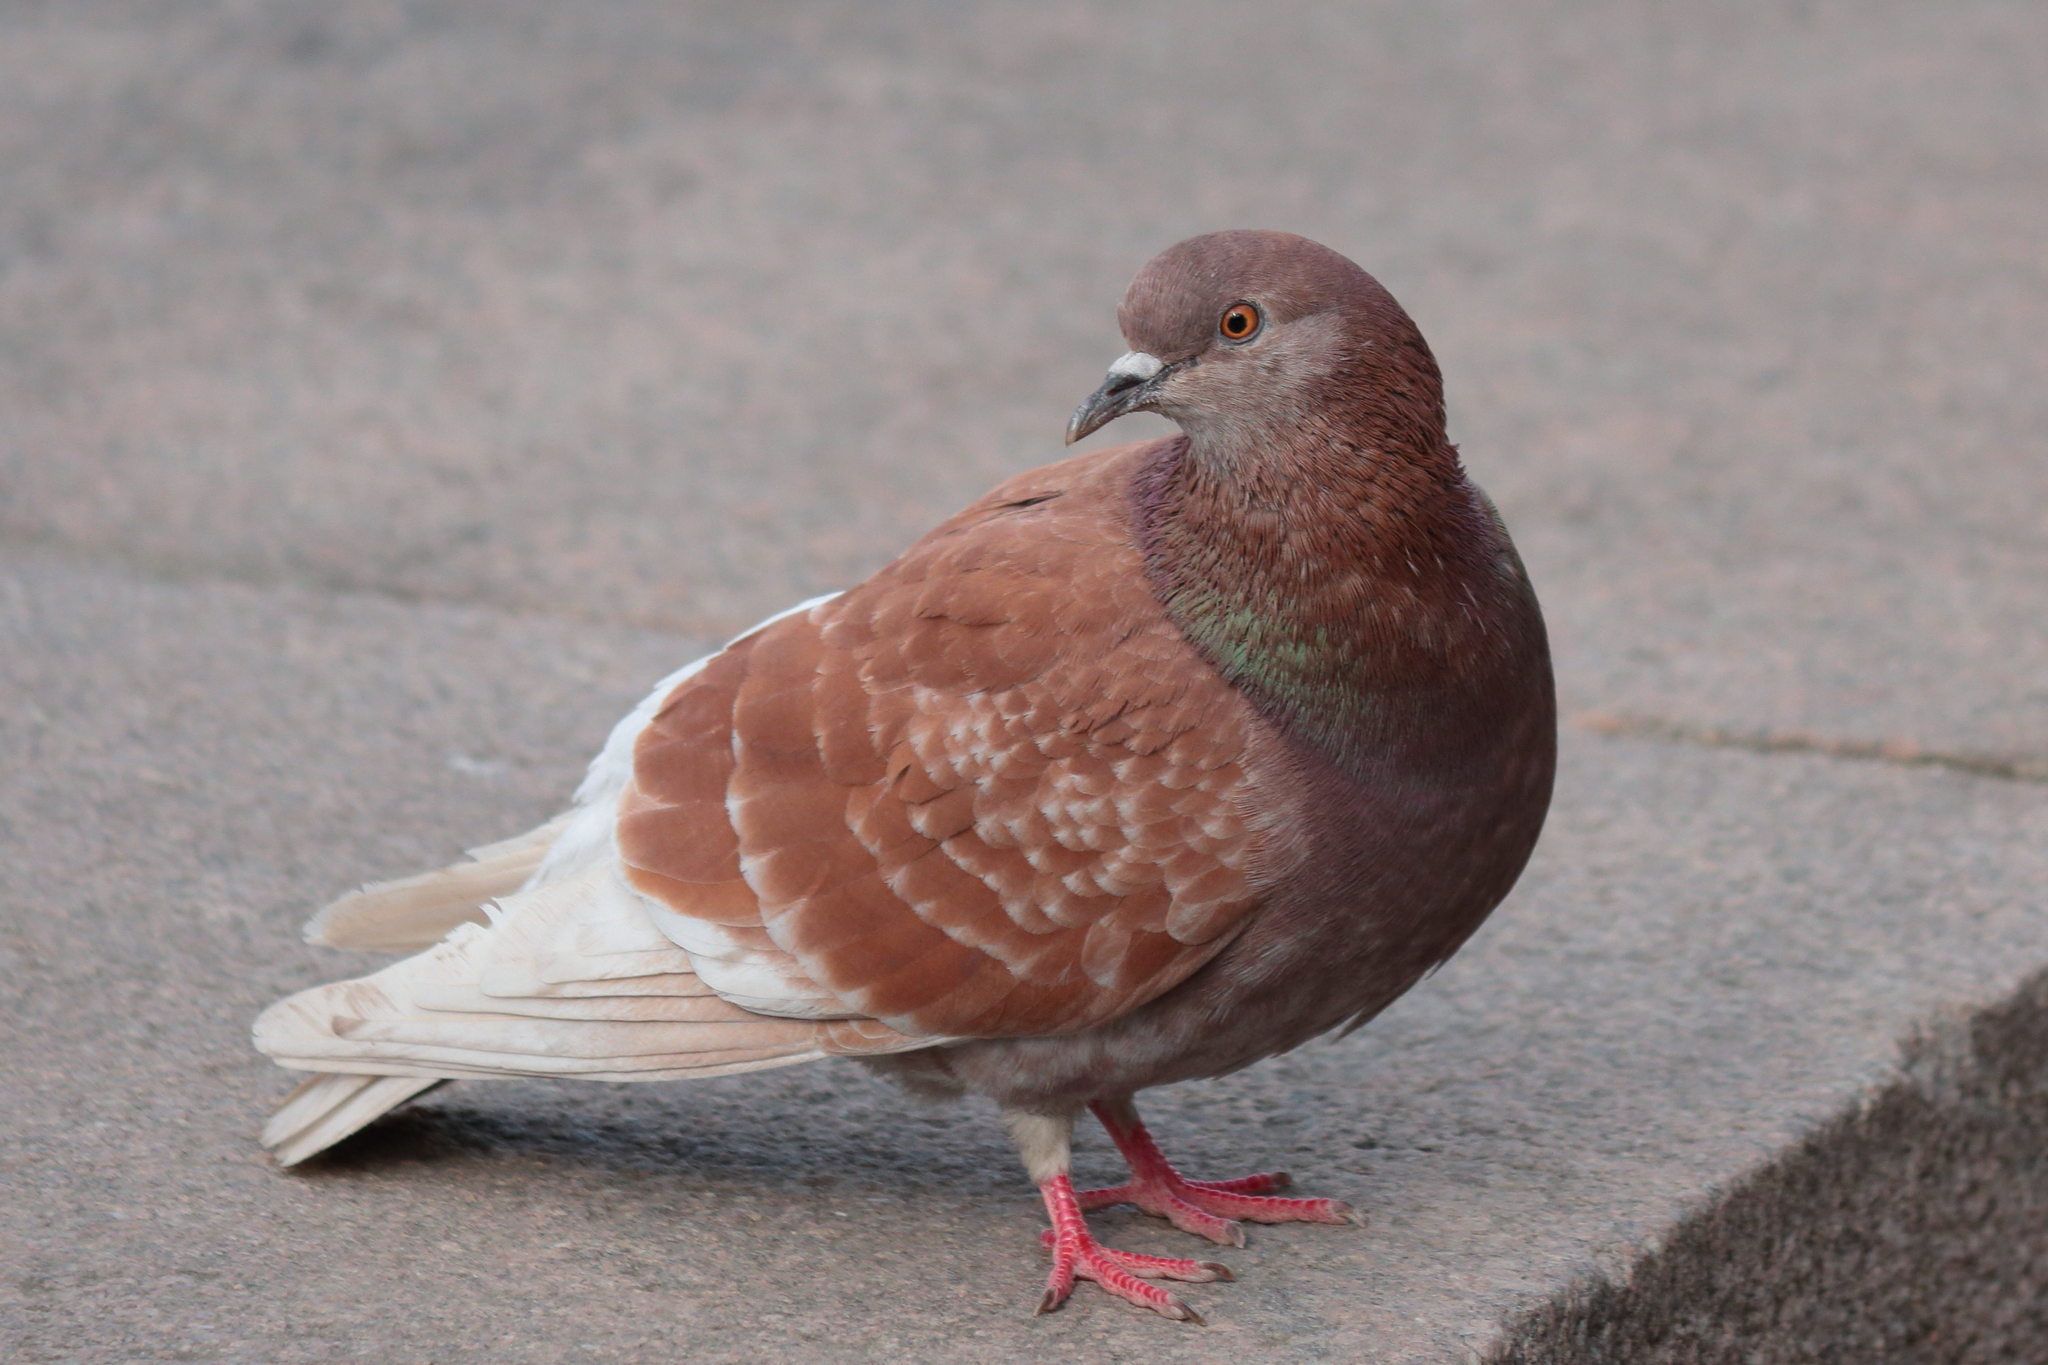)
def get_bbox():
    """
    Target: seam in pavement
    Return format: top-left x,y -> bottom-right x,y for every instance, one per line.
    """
11,534 -> 2043,787
1575,713 -> 2048,786
0,532 -> 737,640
